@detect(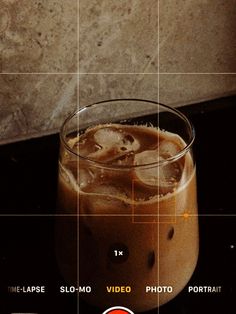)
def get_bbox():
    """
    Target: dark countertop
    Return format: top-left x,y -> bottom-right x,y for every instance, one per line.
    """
0,96 -> 236,313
